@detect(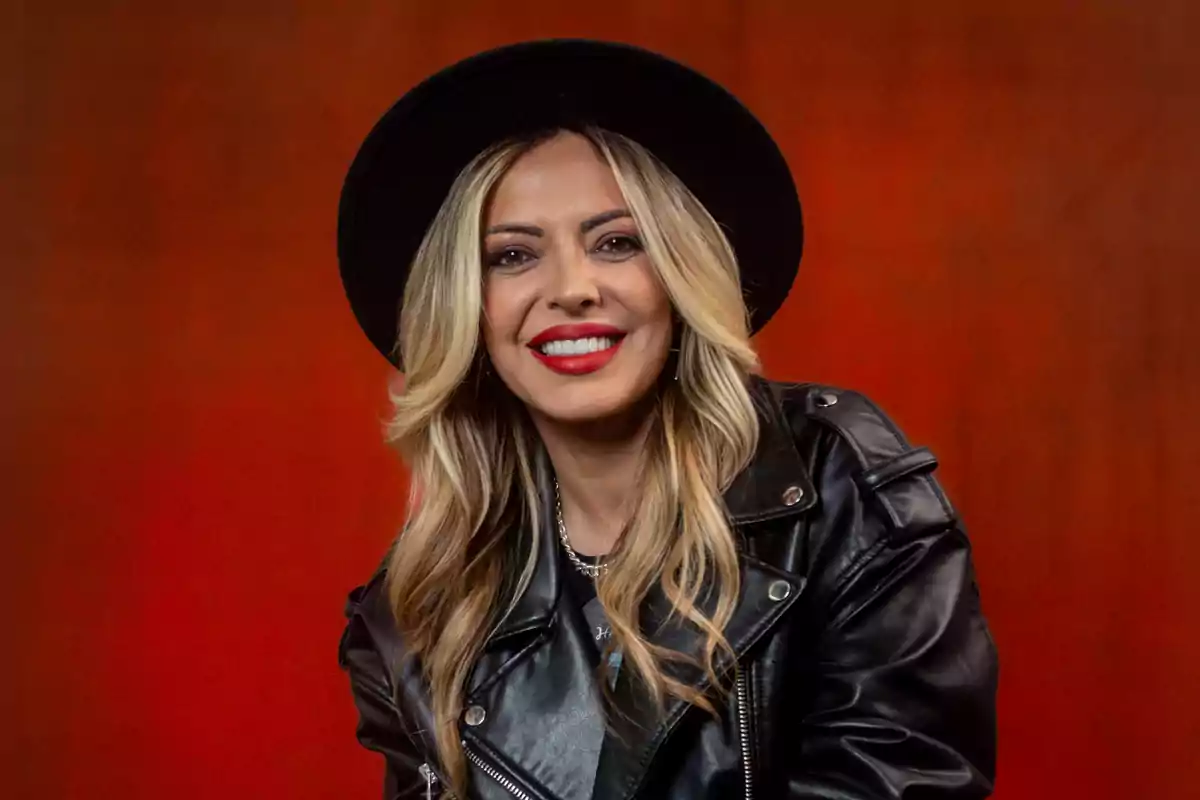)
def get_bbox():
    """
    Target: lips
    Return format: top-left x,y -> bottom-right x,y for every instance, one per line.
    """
528,323 -> 626,376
